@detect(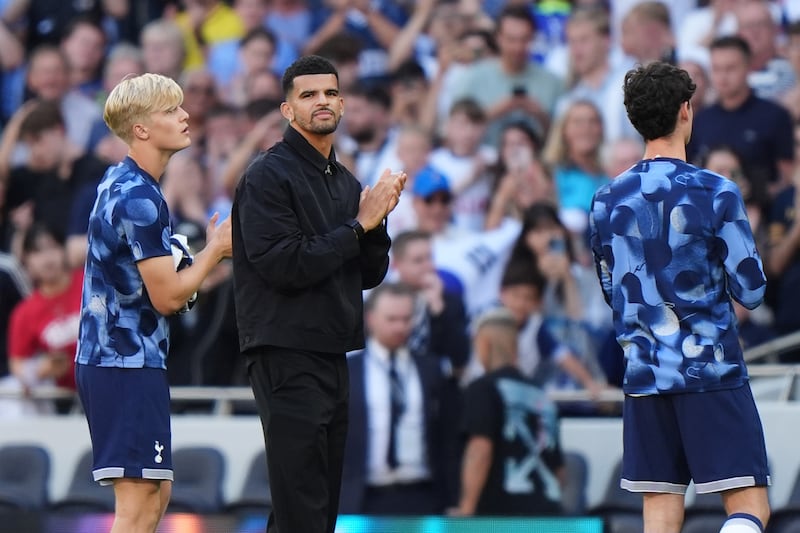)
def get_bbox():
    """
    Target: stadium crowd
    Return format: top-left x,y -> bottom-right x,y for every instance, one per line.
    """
0,0 -> 800,516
